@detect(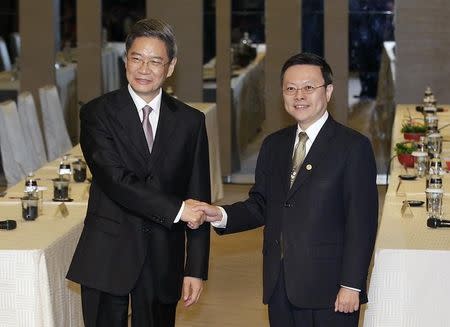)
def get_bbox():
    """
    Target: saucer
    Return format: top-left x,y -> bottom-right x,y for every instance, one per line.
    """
399,174 -> 417,181
52,198 -> 74,202
404,200 -> 424,207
